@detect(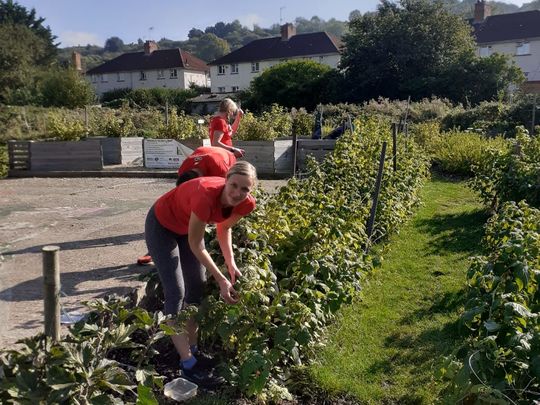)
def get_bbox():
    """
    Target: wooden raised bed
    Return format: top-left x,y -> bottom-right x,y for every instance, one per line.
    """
28,140 -> 103,171
86,137 -> 143,165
